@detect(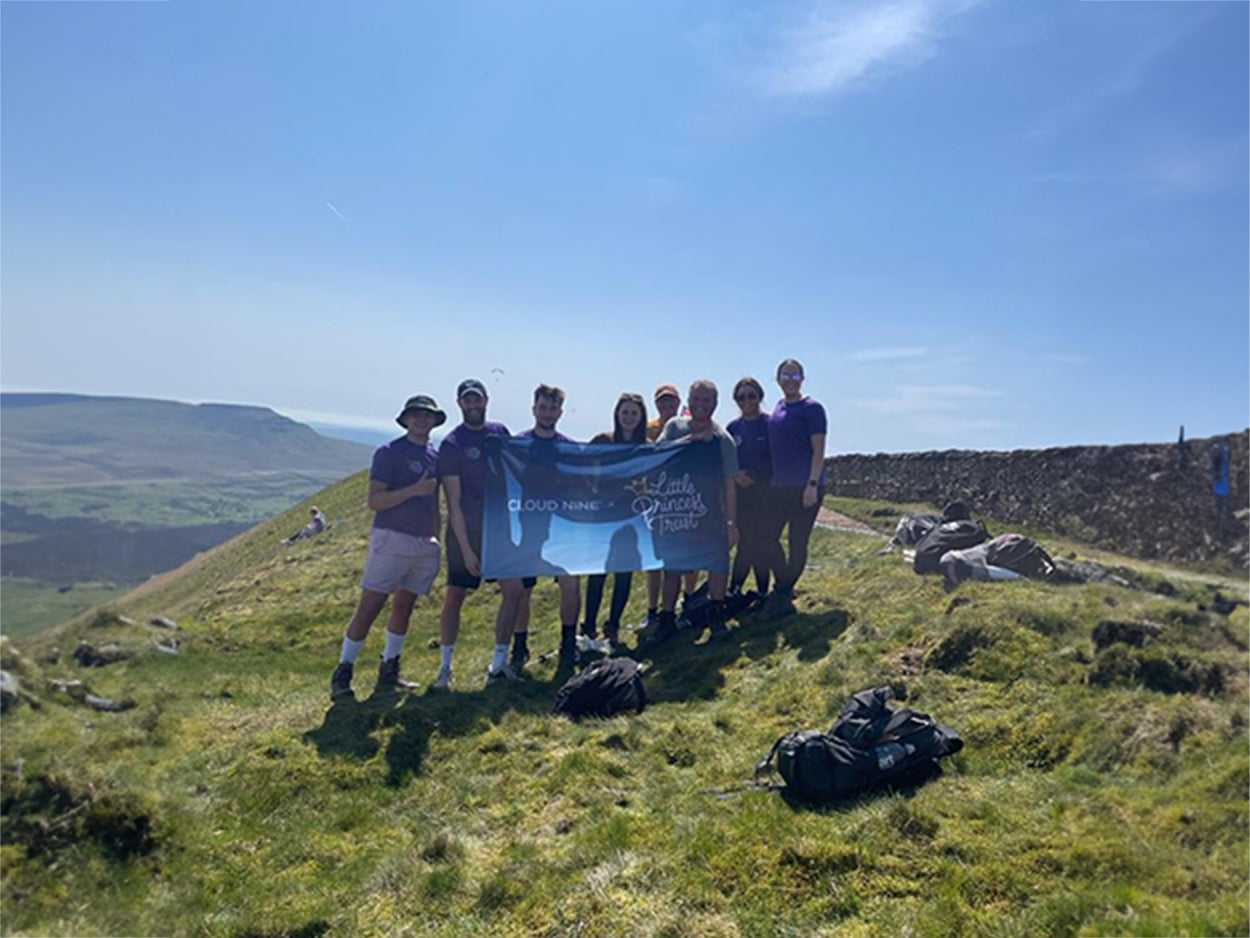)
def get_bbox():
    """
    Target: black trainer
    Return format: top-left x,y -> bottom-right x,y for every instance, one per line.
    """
330,662 -> 354,699
644,611 -> 678,648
